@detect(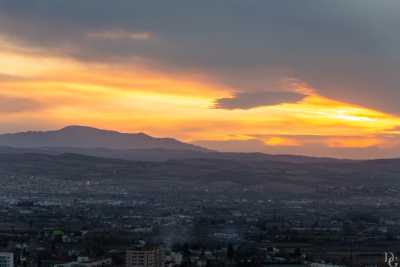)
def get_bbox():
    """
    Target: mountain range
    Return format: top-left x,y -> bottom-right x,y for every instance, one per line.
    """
0,125 -> 206,150
0,125 -> 398,195
0,125 -> 341,163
